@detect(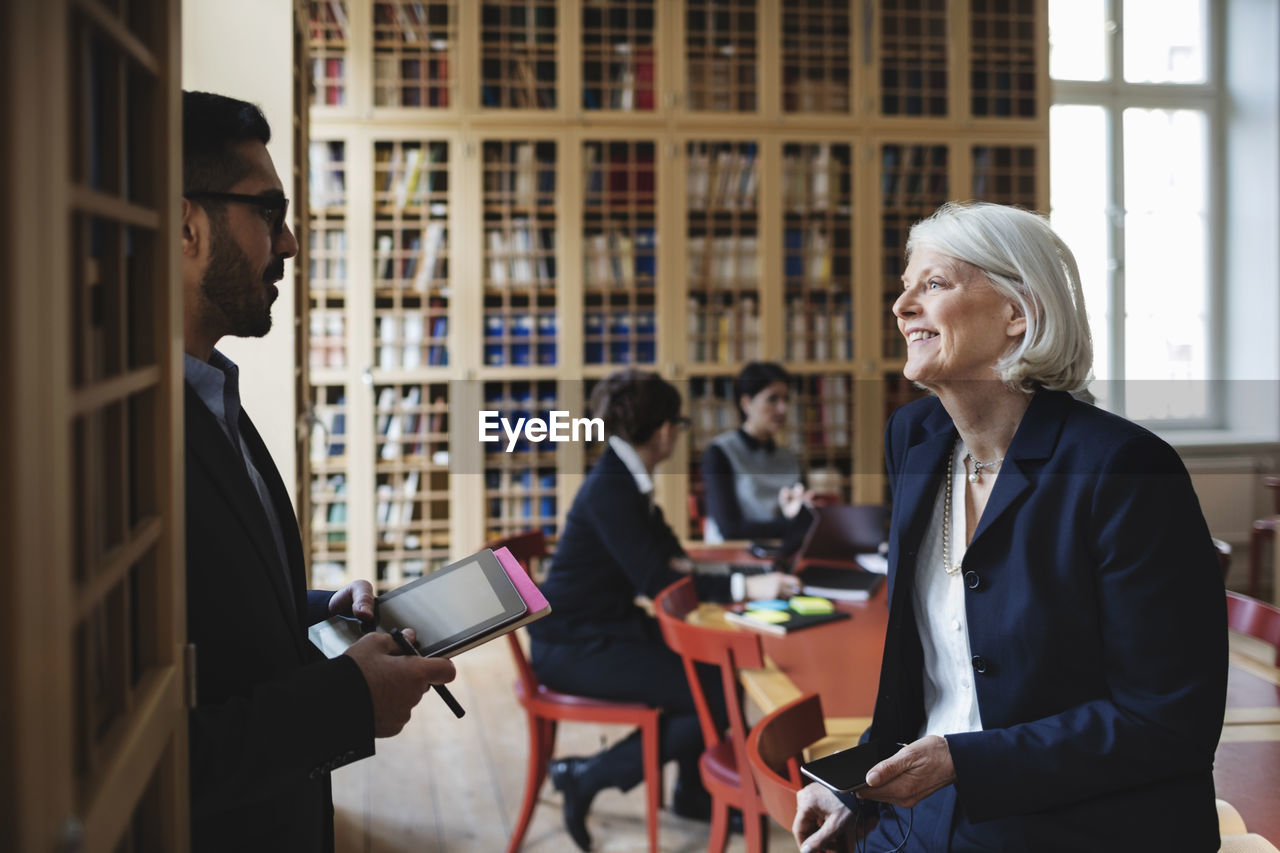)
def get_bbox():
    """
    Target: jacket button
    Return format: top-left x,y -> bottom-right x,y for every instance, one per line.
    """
972,655 -> 989,674
964,571 -> 980,590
